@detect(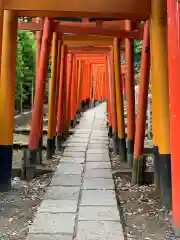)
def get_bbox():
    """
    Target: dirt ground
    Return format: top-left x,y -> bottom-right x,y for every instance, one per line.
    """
111,152 -> 179,240
0,114 -> 59,240
0,153 -> 62,240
